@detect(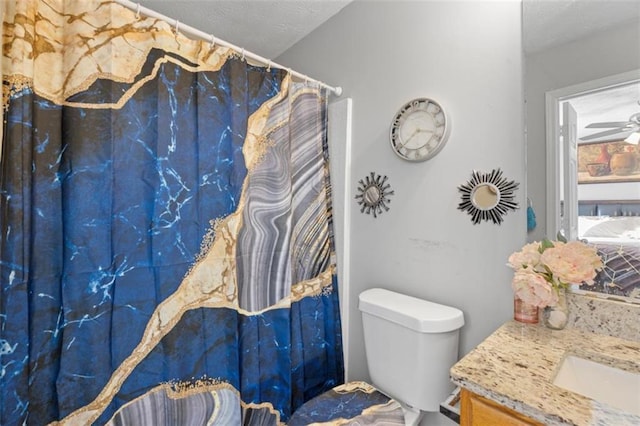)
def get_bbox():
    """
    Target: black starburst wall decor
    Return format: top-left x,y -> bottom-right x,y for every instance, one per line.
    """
458,168 -> 519,225
355,172 -> 394,218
